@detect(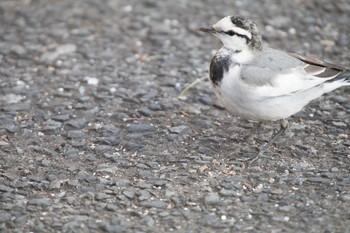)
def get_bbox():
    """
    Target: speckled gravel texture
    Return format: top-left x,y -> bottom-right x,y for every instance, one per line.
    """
0,0 -> 349,232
